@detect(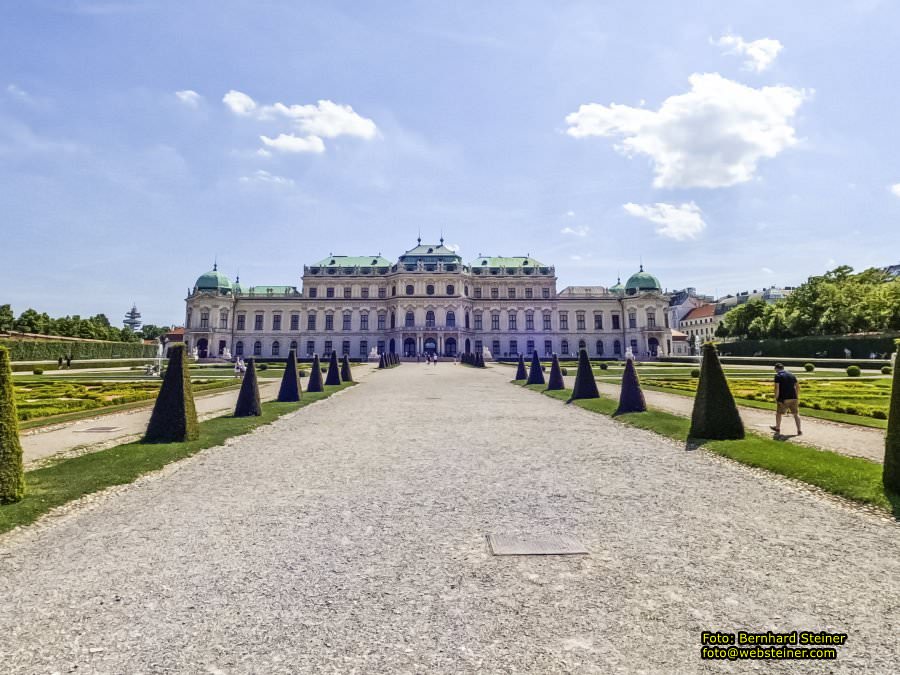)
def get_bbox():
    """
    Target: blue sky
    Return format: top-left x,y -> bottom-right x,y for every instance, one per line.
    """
2,0 -> 899,326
